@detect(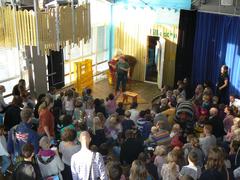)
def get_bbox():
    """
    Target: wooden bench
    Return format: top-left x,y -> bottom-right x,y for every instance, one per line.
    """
123,91 -> 138,104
